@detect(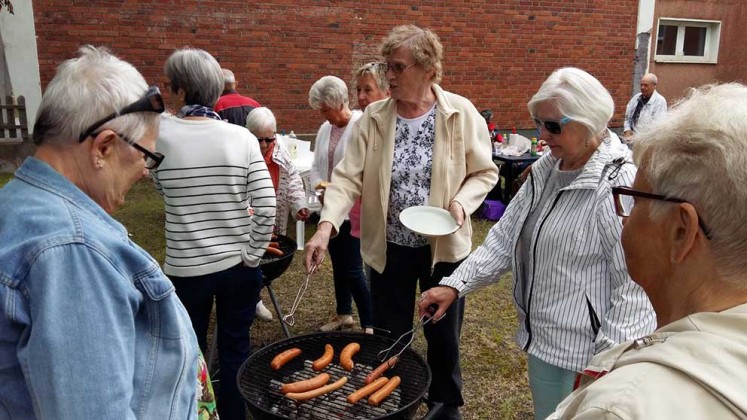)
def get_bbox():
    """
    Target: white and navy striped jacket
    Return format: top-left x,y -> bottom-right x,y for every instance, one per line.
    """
442,131 -> 655,371
152,115 -> 276,277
